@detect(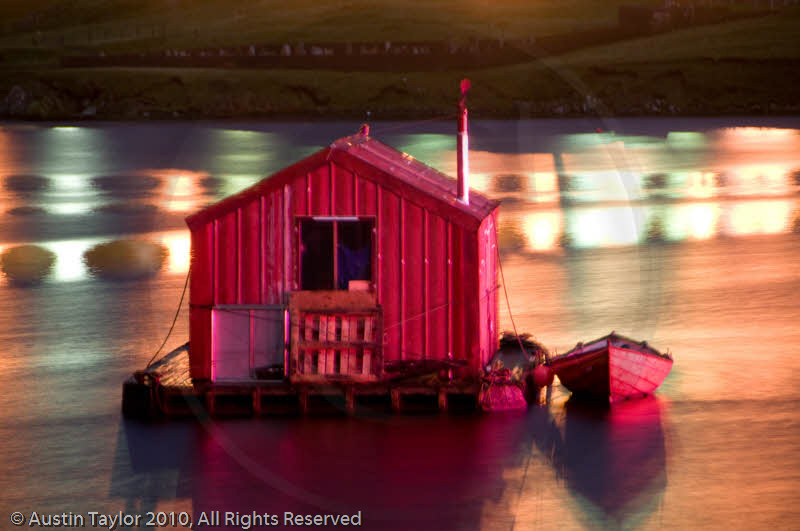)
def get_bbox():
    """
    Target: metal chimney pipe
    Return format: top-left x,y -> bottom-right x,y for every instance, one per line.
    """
457,78 -> 471,205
